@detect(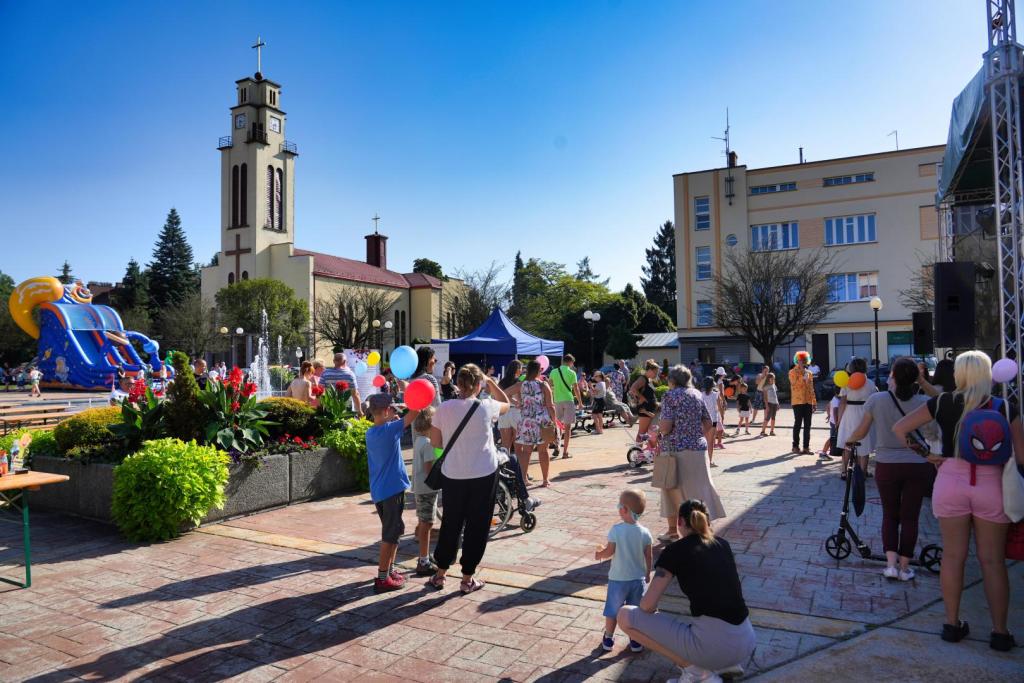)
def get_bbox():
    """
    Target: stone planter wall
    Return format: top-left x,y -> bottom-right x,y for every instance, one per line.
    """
30,447 -> 359,524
